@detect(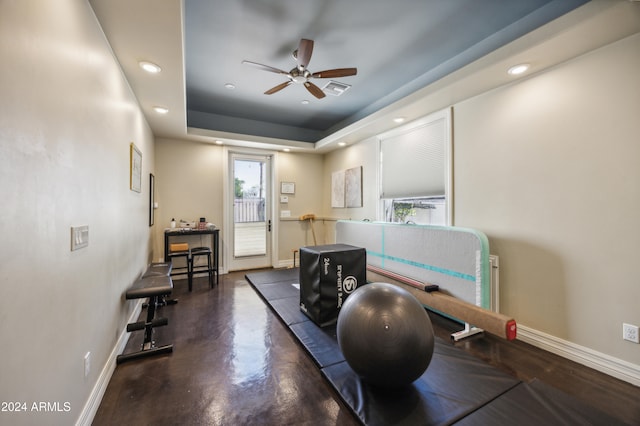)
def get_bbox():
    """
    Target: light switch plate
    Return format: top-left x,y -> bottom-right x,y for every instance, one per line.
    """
71,226 -> 89,251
